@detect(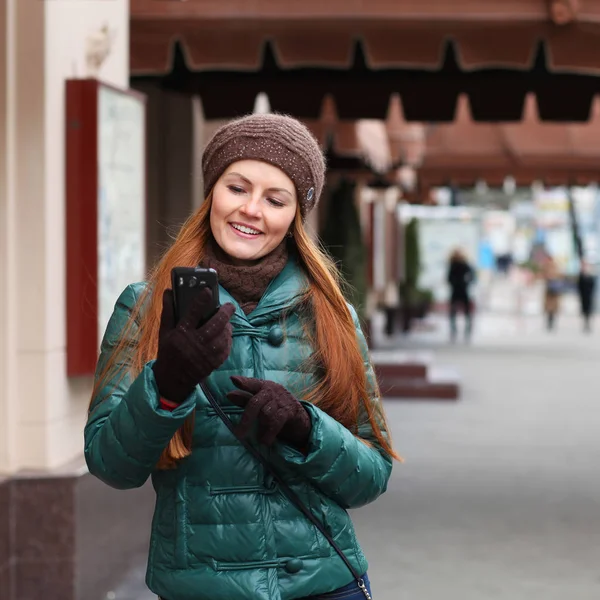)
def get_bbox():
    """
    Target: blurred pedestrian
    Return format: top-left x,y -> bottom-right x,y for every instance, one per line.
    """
542,255 -> 562,331
495,252 -> 513,276
84,114 -> 398,600
447,248 -> 475,342
577,260 -> 596,333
